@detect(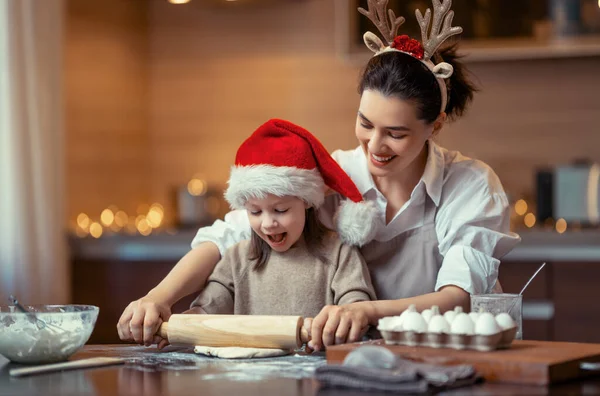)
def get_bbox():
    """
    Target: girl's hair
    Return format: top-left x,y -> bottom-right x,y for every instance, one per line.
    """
248,207 -> 329,269
358,43 -> 478,124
